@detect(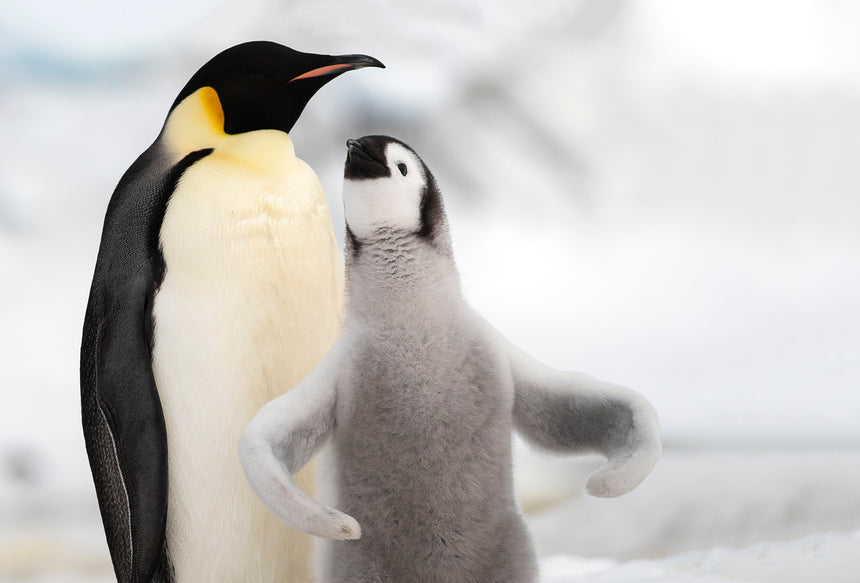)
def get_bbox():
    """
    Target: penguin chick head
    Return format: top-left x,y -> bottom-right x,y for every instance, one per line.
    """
342,135 -> 449,252
170,41 -> 383,135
